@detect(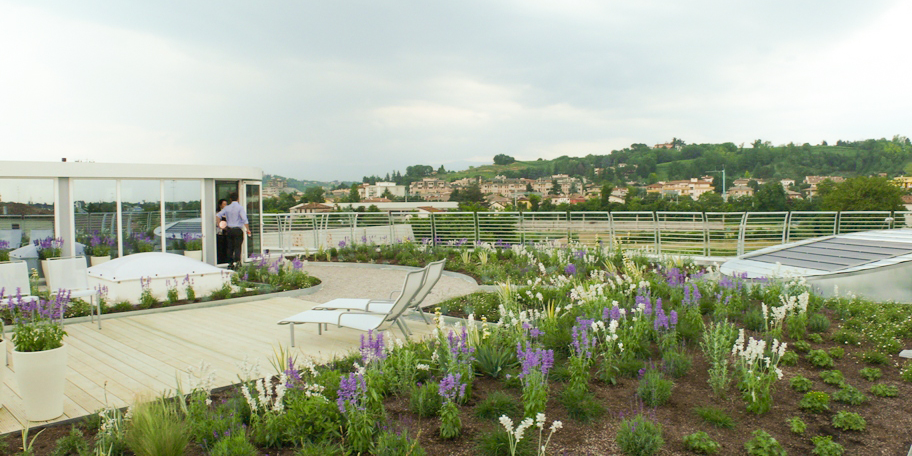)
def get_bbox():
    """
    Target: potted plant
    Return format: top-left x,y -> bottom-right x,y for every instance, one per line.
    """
0,240 -> 10,262
182,233 -> 203,261
35,237 -> 63,277
132,232 -> 155,253
7,291 -> 70,421
88,233 -> 115,266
